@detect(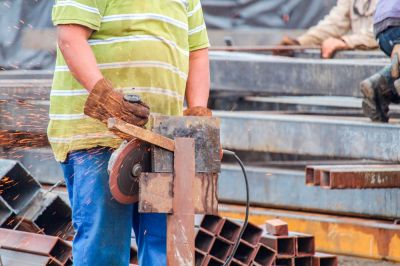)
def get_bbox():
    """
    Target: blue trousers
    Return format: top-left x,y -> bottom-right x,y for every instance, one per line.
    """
377,26 -> 400,57
60,147 -> 166,266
